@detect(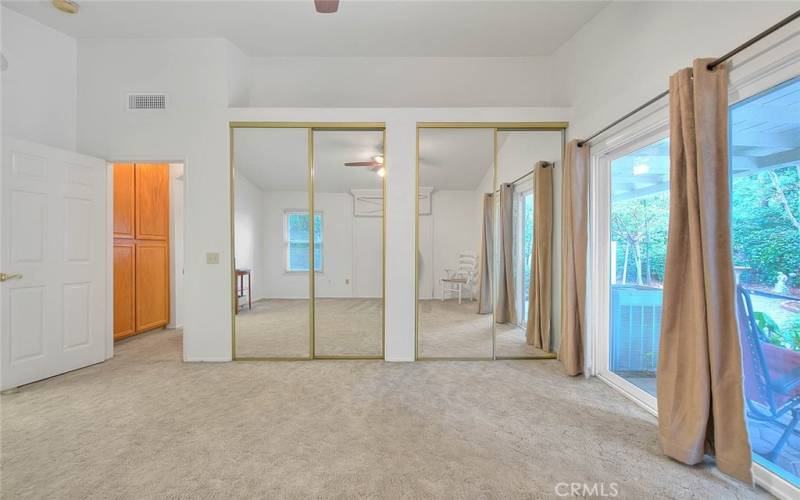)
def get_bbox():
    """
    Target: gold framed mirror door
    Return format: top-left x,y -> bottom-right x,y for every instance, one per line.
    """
415,123 -> 567,360
230,123 -> 386,360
